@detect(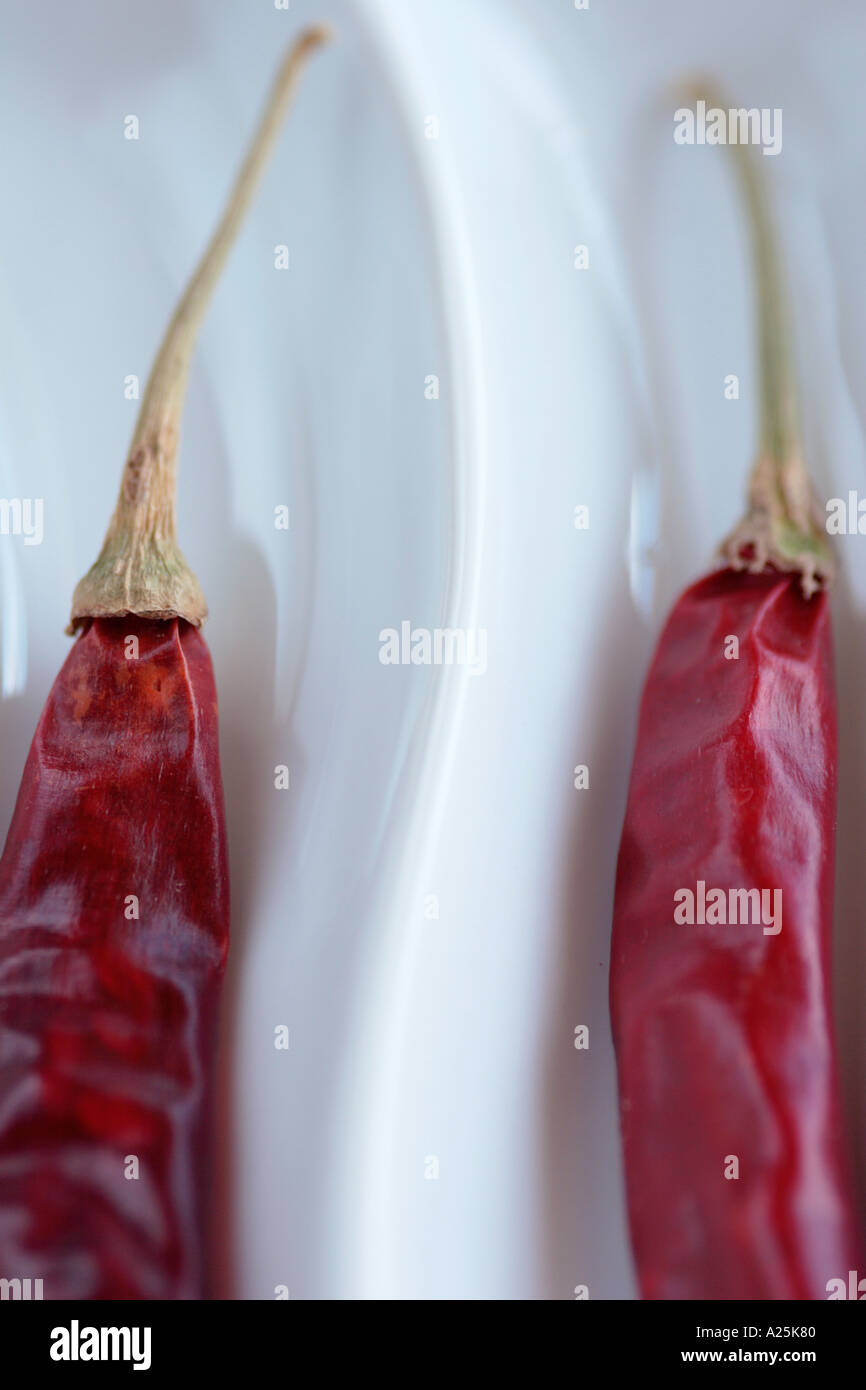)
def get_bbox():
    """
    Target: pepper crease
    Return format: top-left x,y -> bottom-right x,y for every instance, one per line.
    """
0,618 -> 228,1299
610,569 -> 862,1299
